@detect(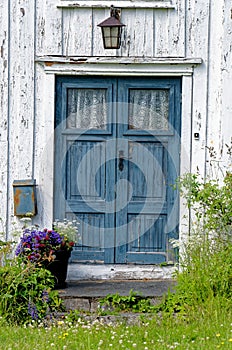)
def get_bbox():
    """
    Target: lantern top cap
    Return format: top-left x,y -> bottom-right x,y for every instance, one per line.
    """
97,16 -> 125,27
97,5 -> 125,27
